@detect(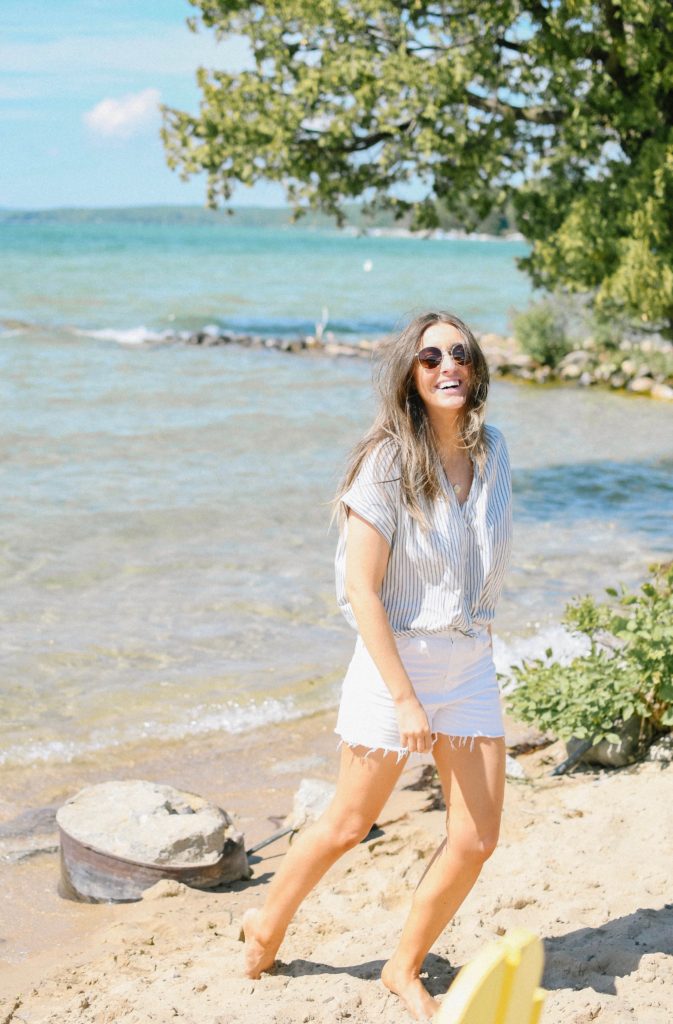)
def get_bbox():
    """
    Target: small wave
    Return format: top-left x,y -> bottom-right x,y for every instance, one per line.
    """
0,627 -> 590,768
495,623 -> 590,693
74,325 -> 173,346
0,696 -> 307,768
